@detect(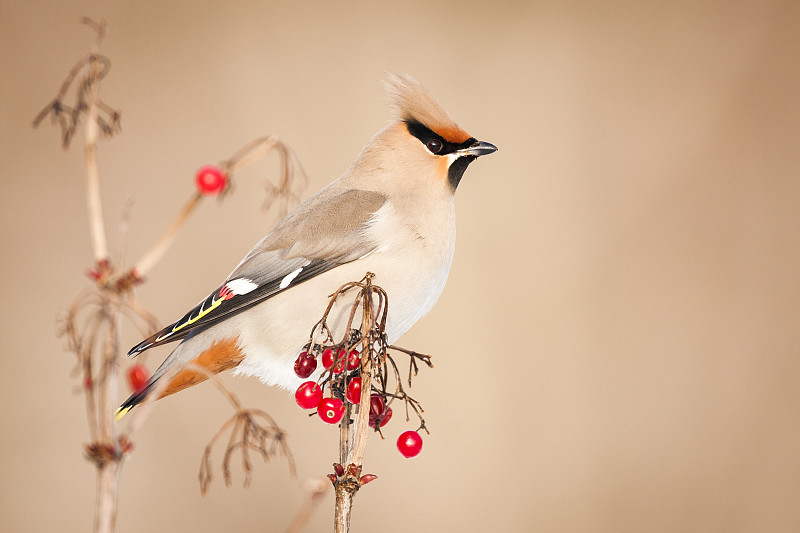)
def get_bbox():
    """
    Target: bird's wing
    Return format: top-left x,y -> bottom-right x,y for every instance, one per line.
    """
127,188 -> 387,356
